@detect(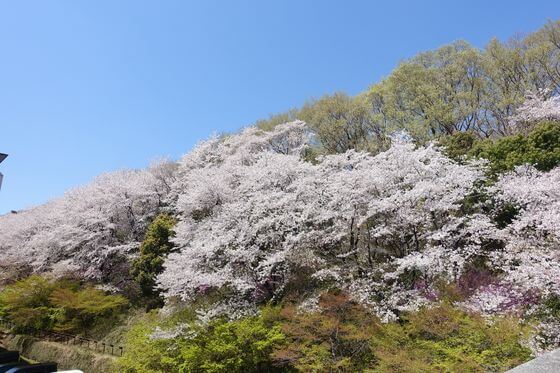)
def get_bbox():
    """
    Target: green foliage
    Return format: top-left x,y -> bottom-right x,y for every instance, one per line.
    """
274,291 -> 380,372
526,121 -> 560,170
256,93 -> 388,155
117,307 -> 285,373
0,275 -> 58,332
0,275 -> 128,335
368,41 -> 489,141
471,121 -> 560,174
439,121 -> 560,176
533,293 -> 560,324
117,297 -> 533,372
256,21 -> 560,155
438,131 -> 479,162
366,22 -> 560,141
256,109 -> 299,131
371,303 -> 532,372
115,312 -> 178,373
543,294 -> 560,319
298,93 -> 387,154
50,287 -> 128,334
178,314 -> 285,372
132,214 -> 176,309
274,294 -> 531,372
